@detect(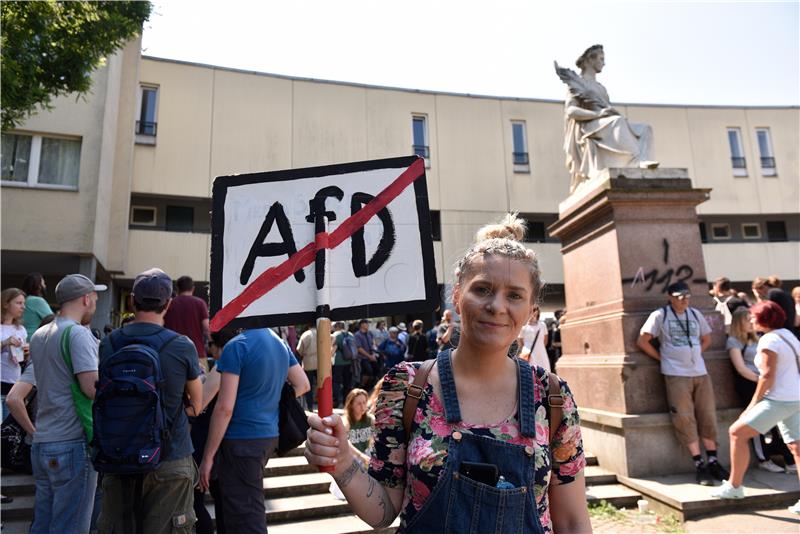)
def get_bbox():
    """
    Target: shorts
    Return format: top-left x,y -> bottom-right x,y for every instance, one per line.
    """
664,374 -> 718,446
740,398 -> 800,444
